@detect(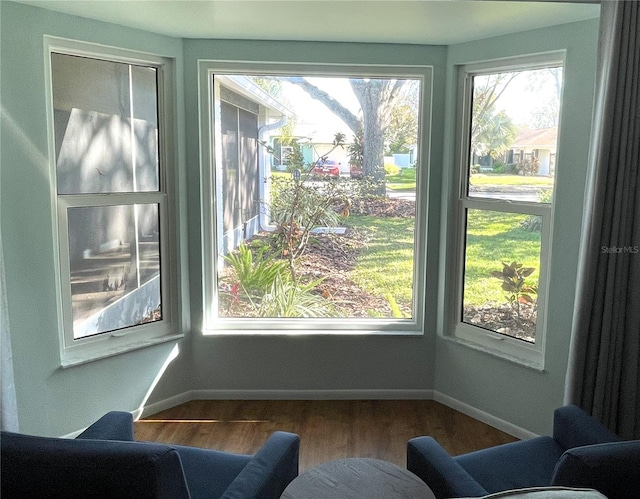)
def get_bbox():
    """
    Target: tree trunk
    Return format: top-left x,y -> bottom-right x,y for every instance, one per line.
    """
289,77 -> 406,196
350,79 -> 402,195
